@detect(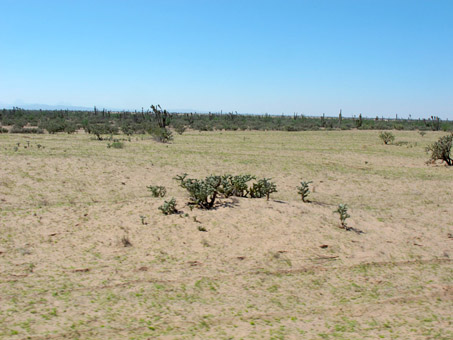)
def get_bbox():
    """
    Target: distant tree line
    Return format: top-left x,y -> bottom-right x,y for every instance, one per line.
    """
0,106 -> 451,136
